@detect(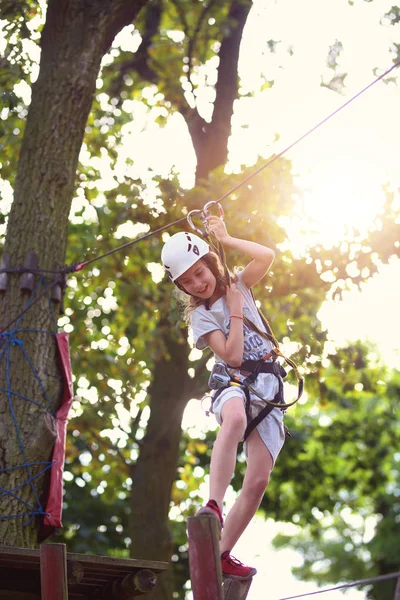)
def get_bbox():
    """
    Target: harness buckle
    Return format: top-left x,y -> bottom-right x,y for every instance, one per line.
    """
208,362 -> 232,390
